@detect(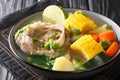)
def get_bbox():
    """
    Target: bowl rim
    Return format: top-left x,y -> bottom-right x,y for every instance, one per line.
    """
8,8 -> 120,73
